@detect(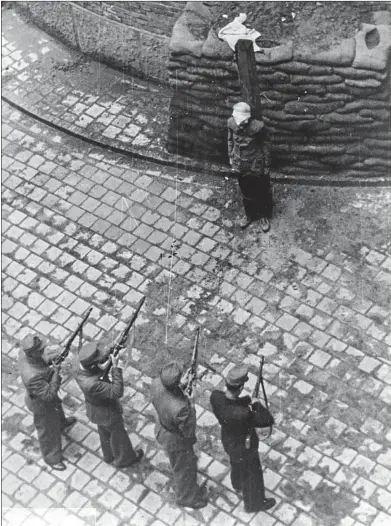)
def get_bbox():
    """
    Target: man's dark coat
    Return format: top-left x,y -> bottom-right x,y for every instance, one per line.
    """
19,350 -> 66,465
150,376 -> 202,506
